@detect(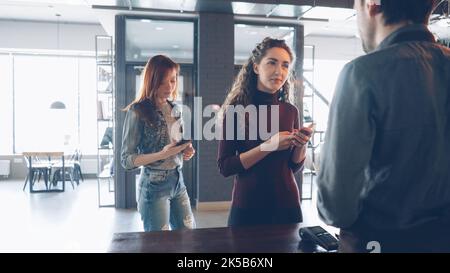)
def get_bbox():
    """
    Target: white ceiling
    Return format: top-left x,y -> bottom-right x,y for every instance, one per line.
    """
0,0 -> 357,36
0,0 -> 99,23
0,0 -> 447,51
